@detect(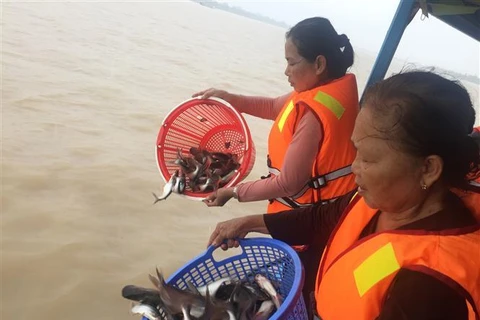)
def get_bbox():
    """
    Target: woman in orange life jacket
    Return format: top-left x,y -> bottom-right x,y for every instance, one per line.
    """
207,70 -> 480,319
193,17 -> 359,214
